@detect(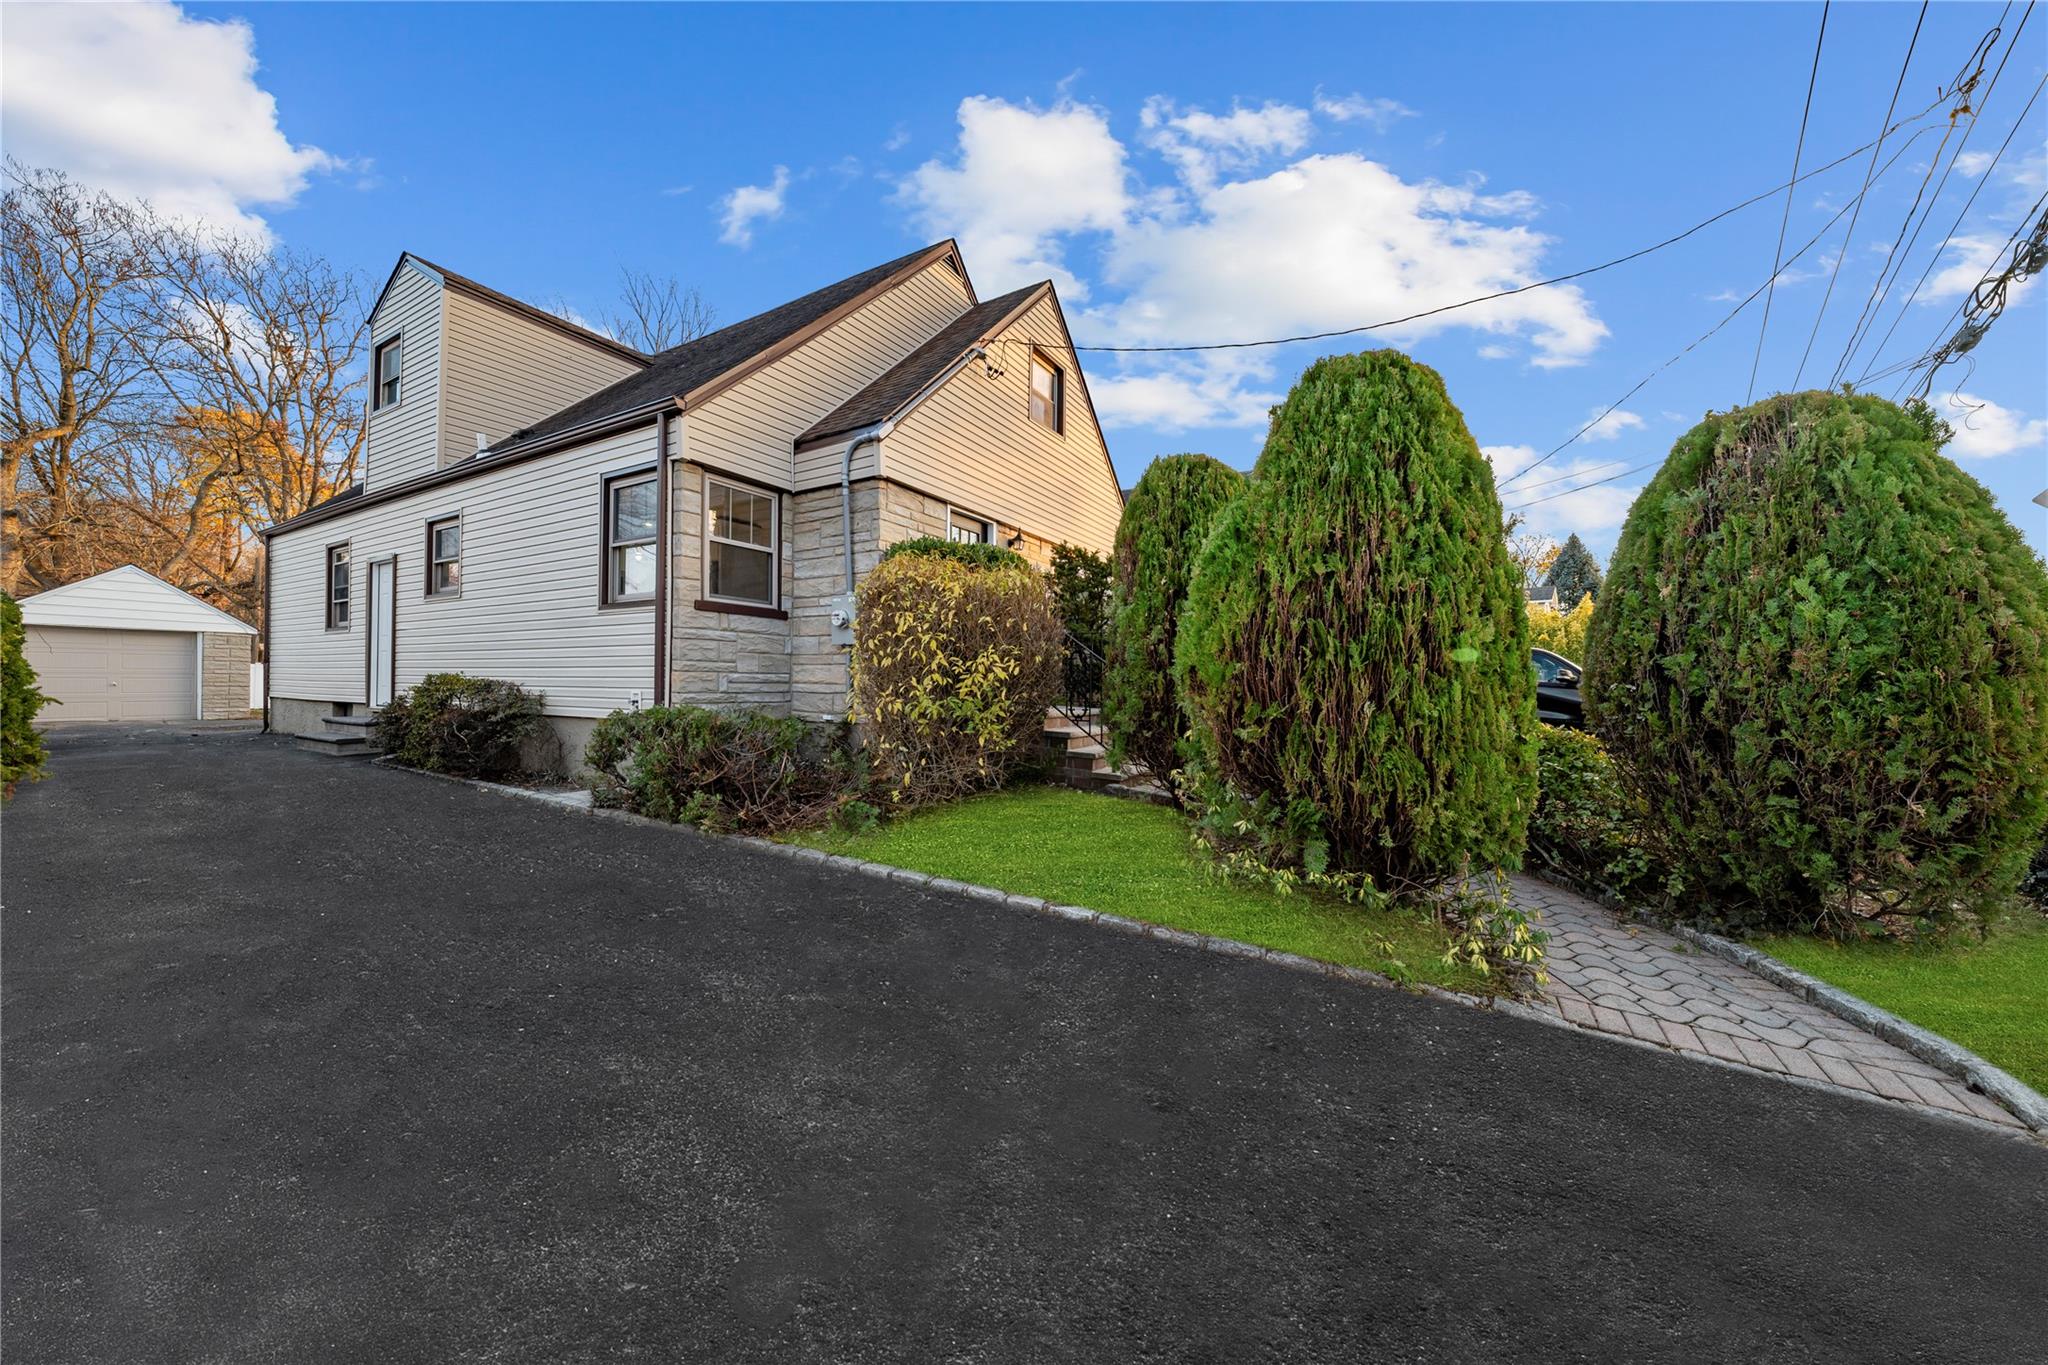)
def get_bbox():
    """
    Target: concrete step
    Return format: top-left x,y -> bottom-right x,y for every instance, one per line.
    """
321,713 -> 378,730
295,730 -> 379,758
